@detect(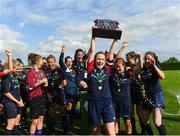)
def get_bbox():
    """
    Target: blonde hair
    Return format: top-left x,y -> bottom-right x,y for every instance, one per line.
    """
12,59 -> 21,68
47,55 -> 56,62
4,59 -> 20,69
